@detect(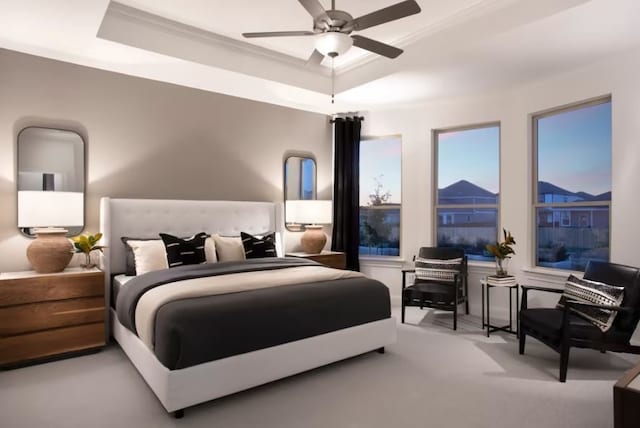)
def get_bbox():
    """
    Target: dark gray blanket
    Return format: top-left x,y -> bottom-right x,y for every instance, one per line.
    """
116,257 -> 321,333
115,258 -> 391,369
